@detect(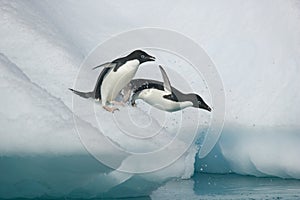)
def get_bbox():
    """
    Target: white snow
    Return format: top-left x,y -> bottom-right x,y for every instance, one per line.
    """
0,48 -> 196,198
0,0 -> 300,198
